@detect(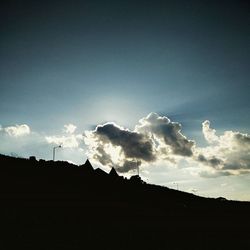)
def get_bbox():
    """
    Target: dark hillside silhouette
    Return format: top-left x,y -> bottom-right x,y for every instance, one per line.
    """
0,154 -> 250,249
